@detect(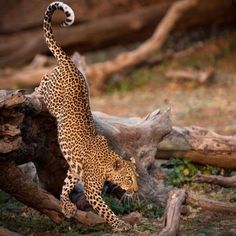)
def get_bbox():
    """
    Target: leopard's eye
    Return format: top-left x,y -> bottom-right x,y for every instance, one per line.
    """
113,160 -> 121,170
